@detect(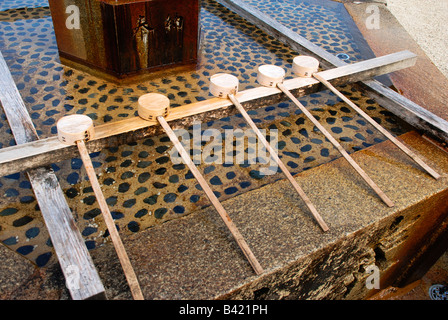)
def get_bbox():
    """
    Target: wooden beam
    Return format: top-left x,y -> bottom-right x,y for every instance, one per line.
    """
0,51 -> 106,300
215,0 -> 448,143
0,50 -> 417,176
